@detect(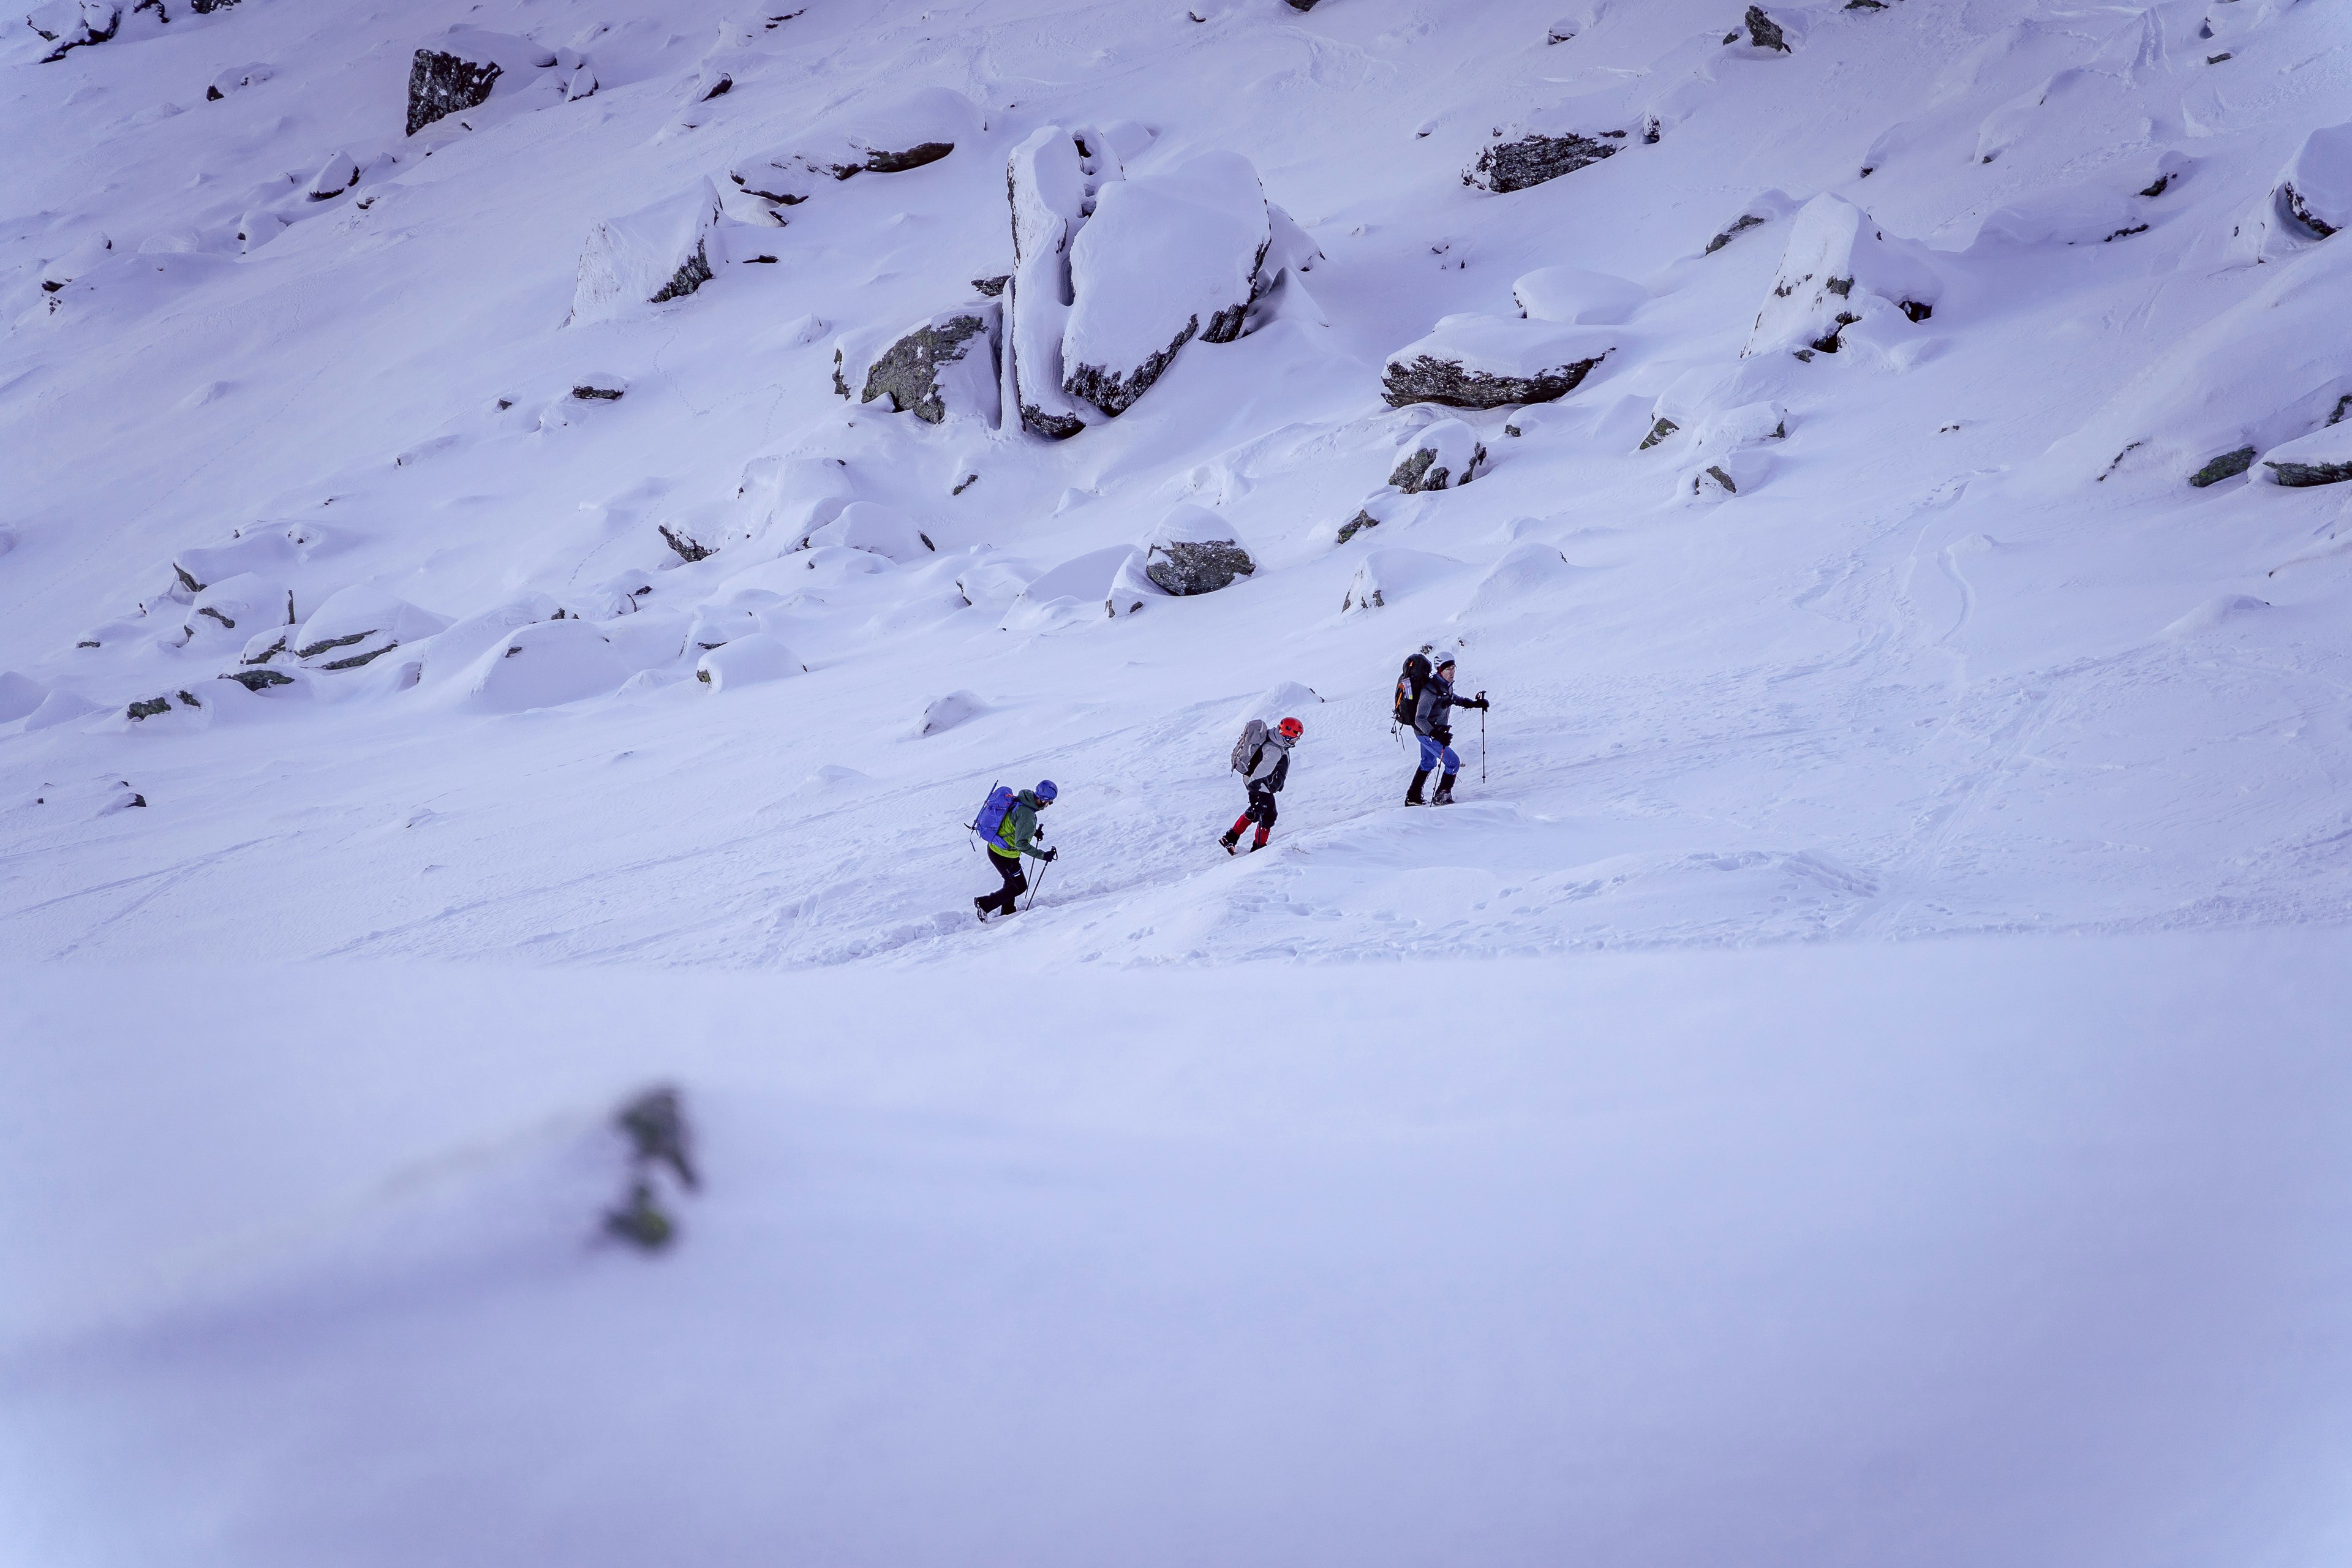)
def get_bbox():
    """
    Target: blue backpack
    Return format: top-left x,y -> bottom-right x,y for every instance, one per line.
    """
972,784 -> 1017,844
